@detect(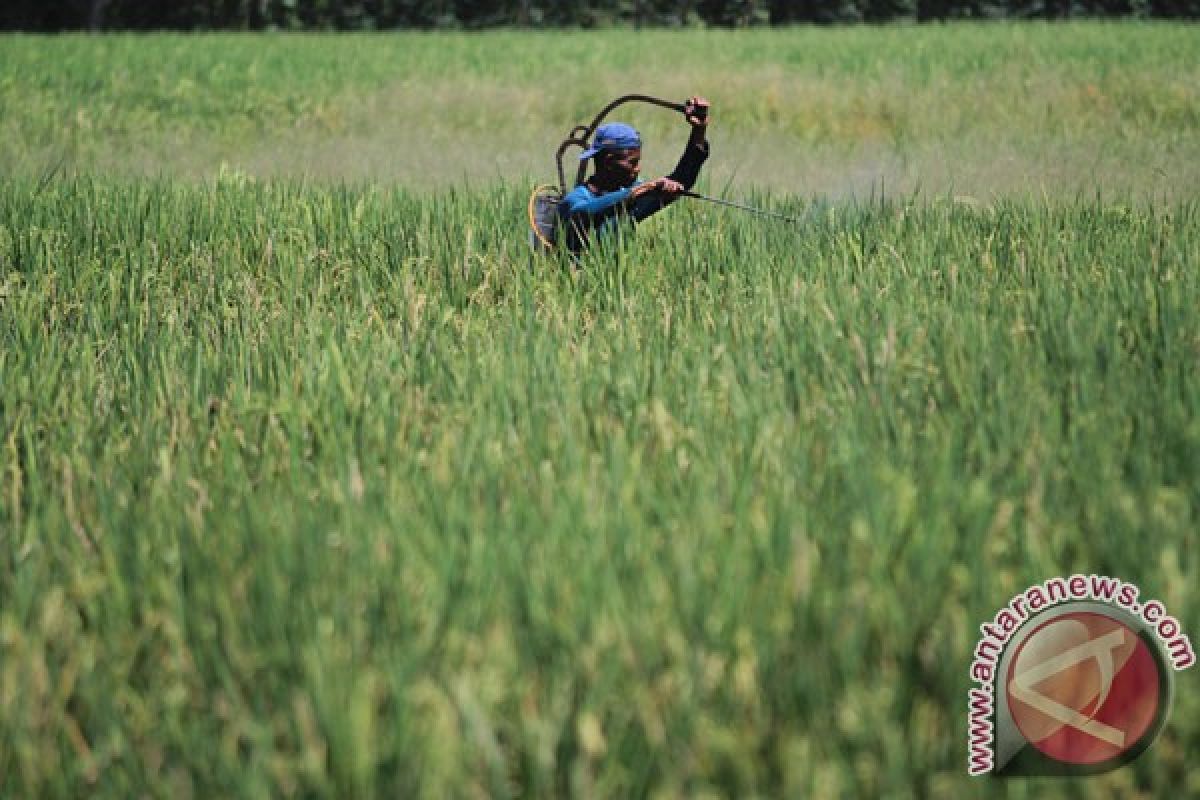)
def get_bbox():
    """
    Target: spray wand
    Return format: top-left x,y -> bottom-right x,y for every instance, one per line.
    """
680,190 -> 801,224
